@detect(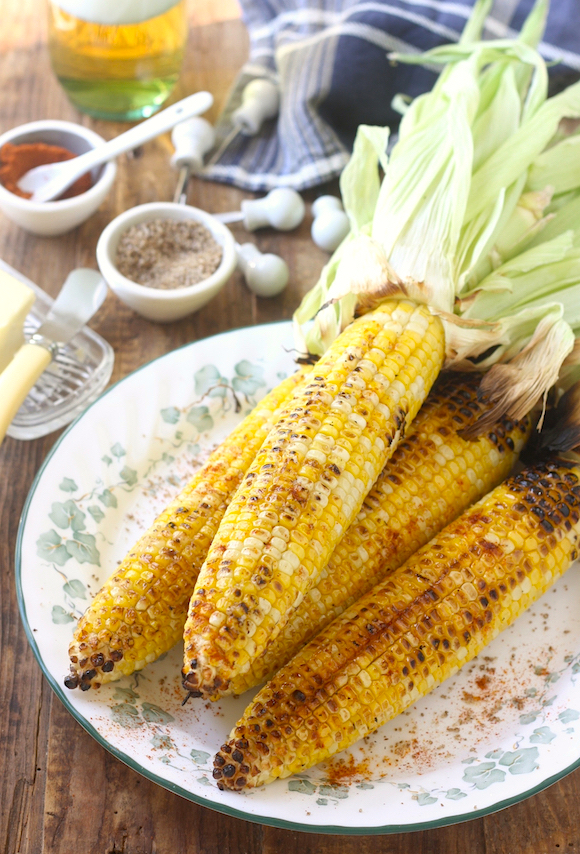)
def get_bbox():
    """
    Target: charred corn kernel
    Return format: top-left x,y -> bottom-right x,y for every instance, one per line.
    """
214,458 -> 580,789
228,373 -> 531,694
64,368 -> 309,691
183,301 -> 445,700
